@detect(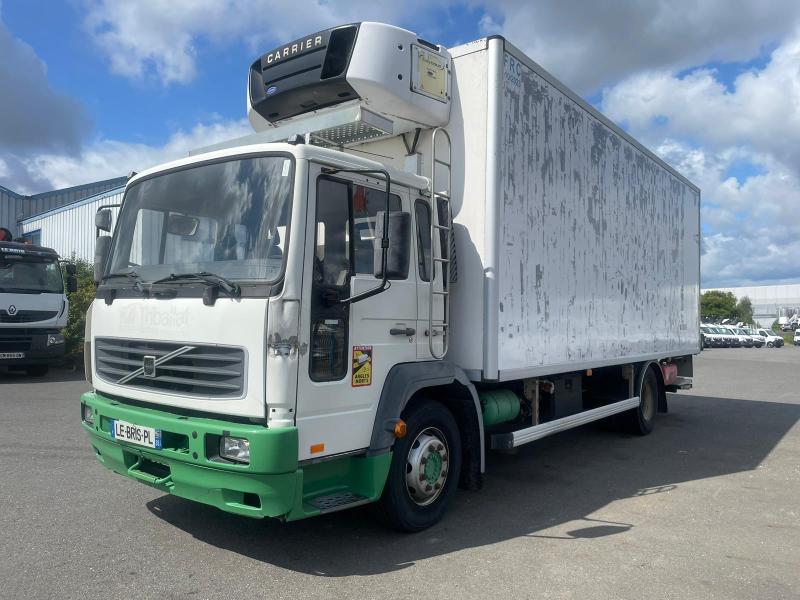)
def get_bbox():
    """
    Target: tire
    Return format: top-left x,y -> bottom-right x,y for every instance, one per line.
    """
377,400 -> 462,532
625,367 -> 657,436
25,364 -> 49,377
767,342 -> 774,347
